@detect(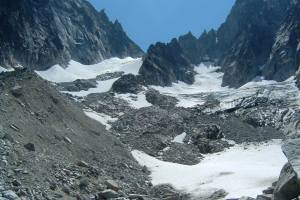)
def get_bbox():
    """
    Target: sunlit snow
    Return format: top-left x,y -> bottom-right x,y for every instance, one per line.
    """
0,66 -> 14,73
115,91 -> 152,109
151,64 -> 300,109
132,140 -> 287,199
36,57 -> 142,83
172,132 -> 187,144
84,110 -> 117,130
